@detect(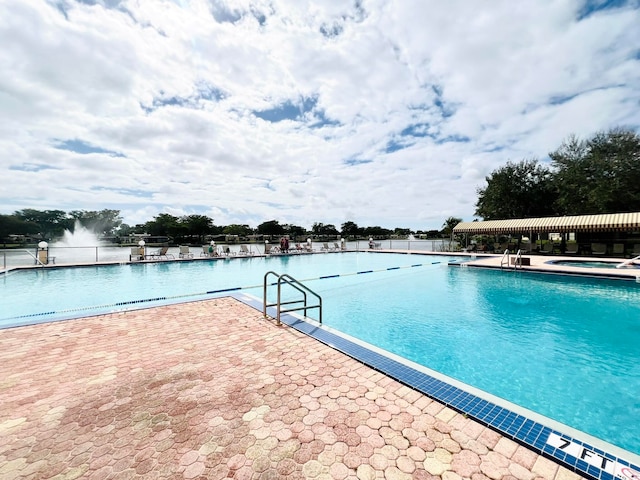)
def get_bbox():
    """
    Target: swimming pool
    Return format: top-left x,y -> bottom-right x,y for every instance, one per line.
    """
2,252 -> 640,461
